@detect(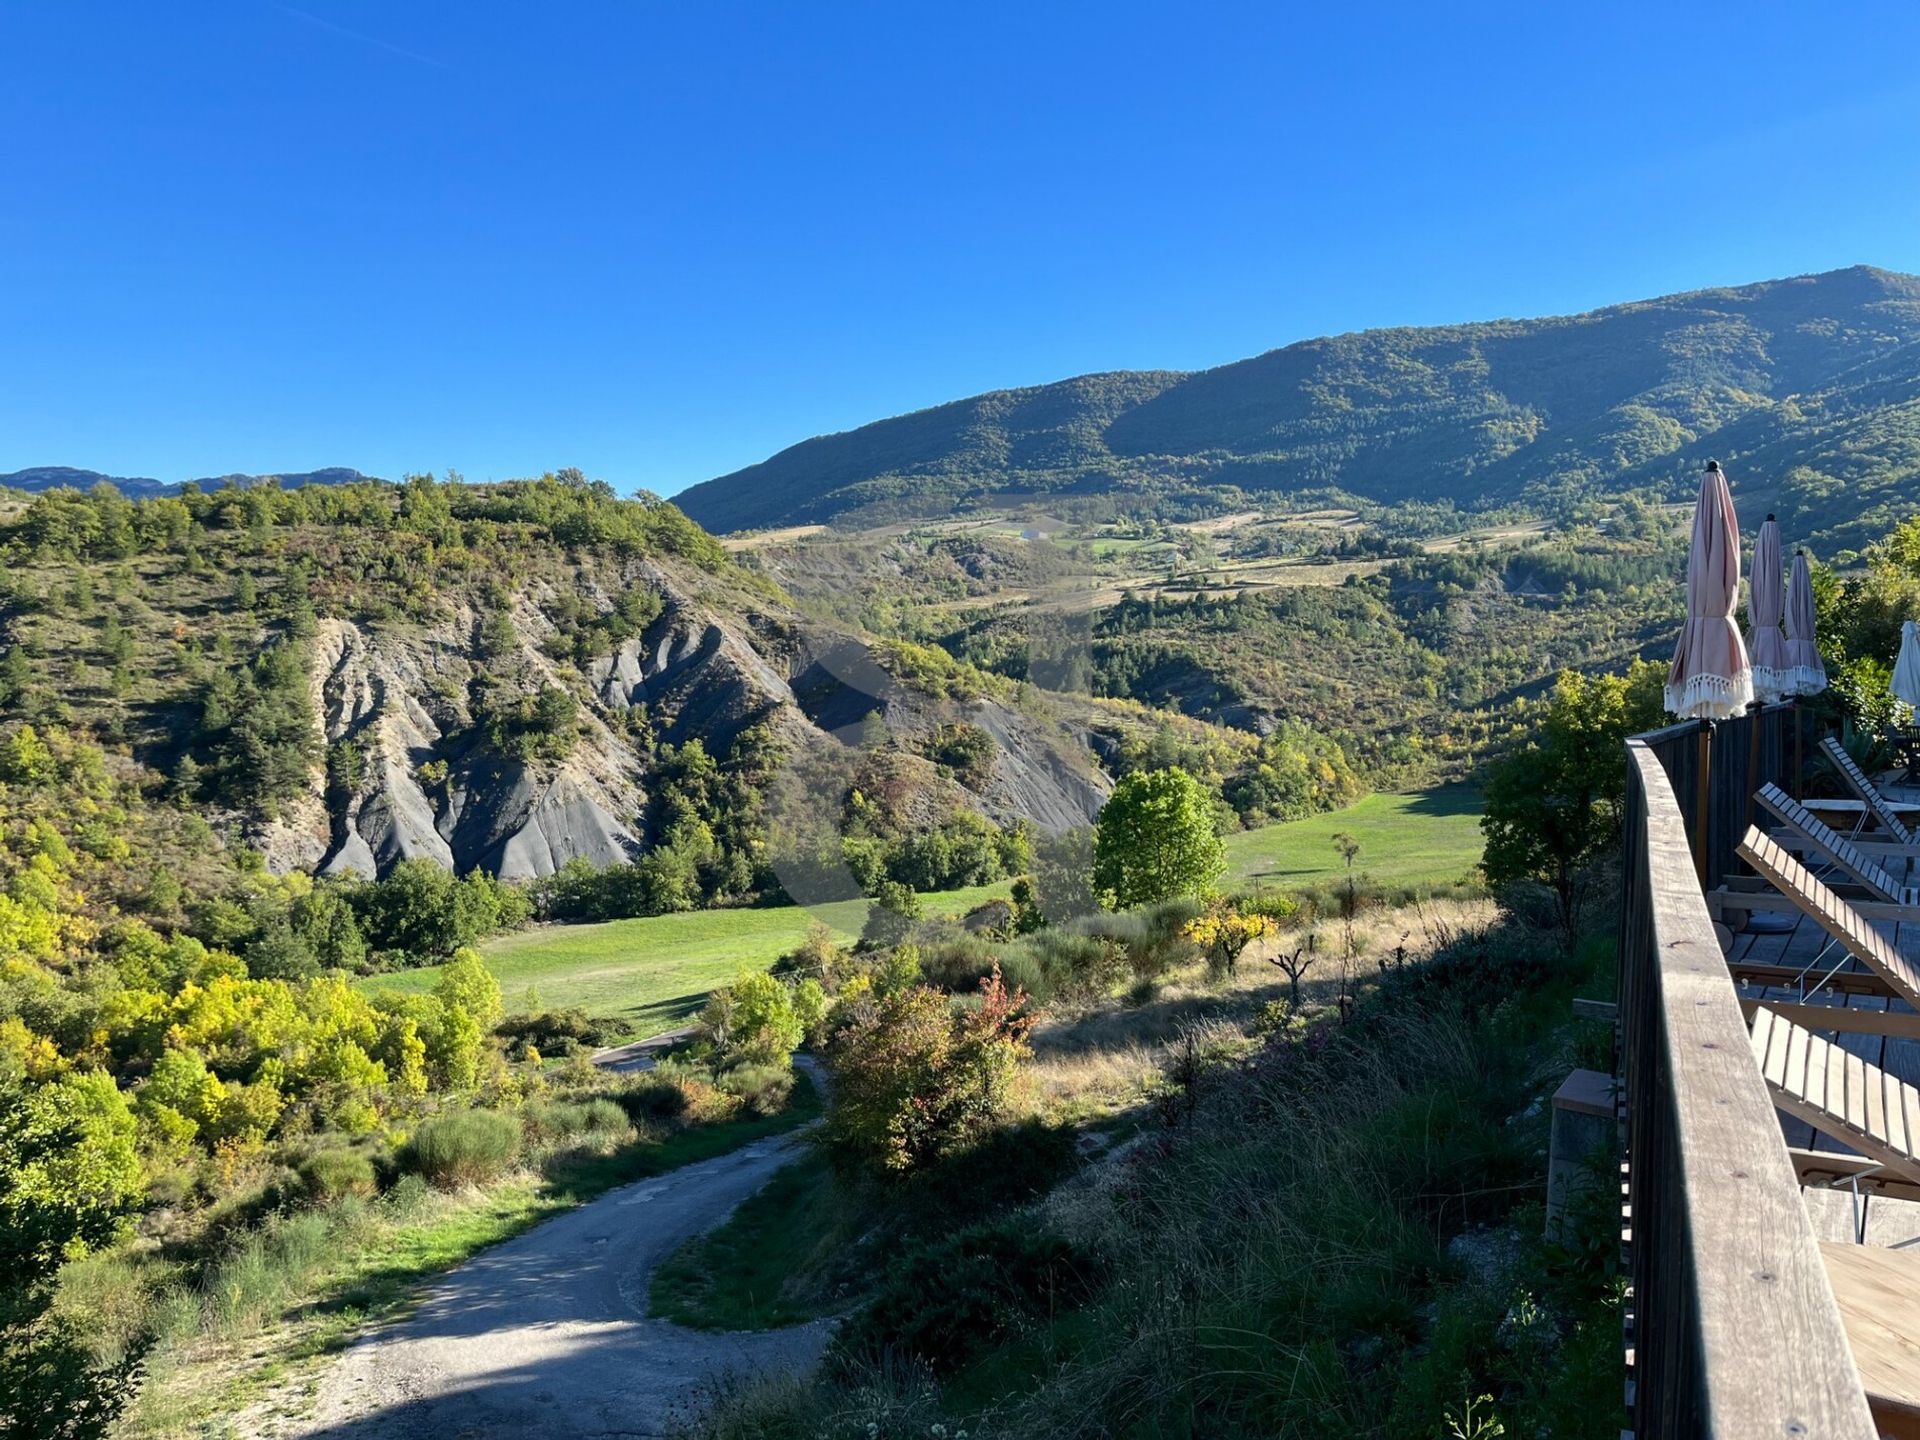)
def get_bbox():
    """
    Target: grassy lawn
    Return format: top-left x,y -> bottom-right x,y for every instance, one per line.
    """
360,882 -> 1012,1036
1223,785 -> 1484,891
